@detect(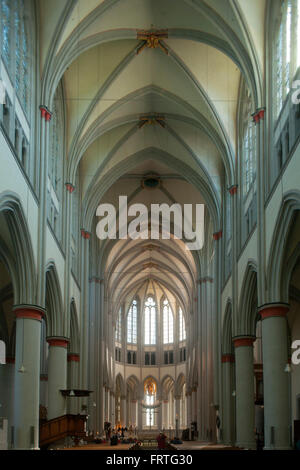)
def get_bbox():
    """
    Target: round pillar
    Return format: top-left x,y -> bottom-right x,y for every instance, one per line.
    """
192,387 -> 197,423
110,391 -> 115,426
0,356 -> 15,448
186,391 -> 192,438
233,336 -> 255,449
131,400 -> 137,428
138,400 -> 142,431
67,353 -> 80,414
258,303 -> 291,449
121,395 -> 127,427
175,395 -> 180,438
13,305 -> 45,449
47,337 -> 69,420
157,399 -> 162,431
221,354 -> 235,445
162,400 -> 168,429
